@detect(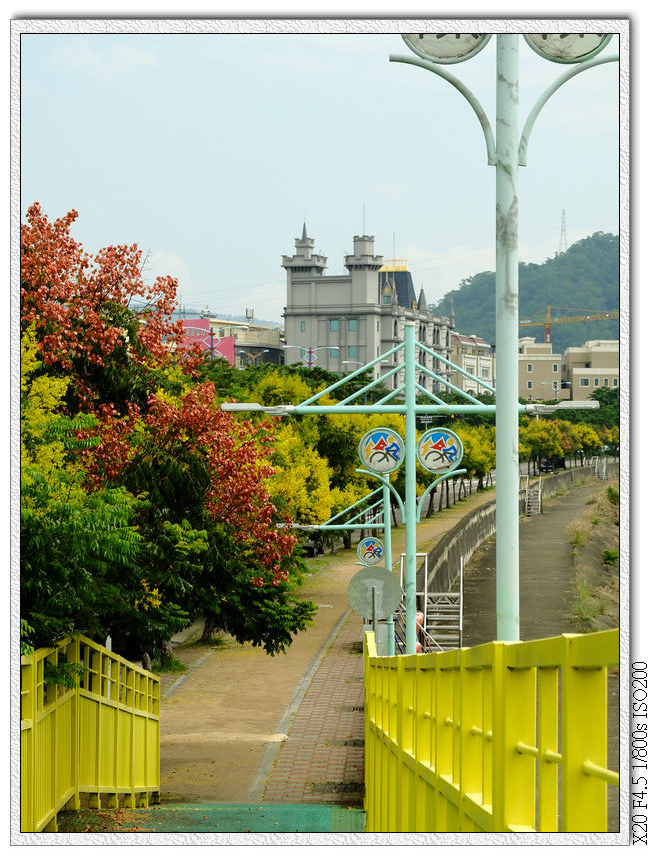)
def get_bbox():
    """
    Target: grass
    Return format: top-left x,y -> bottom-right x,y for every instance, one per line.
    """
152,655 -> 187,674
571,568 -> 606,632
602,548 -> 619,566
567,518 -> 591,551
569,481 -> 620,632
